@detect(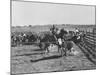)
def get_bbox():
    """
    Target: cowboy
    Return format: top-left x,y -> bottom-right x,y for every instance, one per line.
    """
50,25 -> 58,35
57,28 -> 67,50
75,28 -> 79,35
